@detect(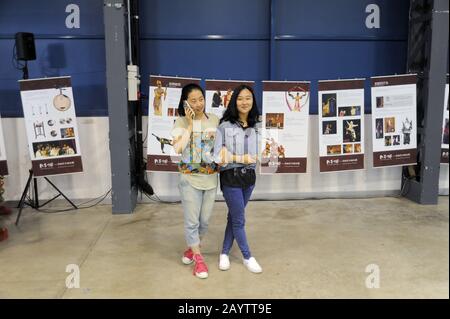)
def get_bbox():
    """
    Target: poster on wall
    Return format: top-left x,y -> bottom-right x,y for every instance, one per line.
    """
0,114 -> 8,176
146,75 -> 201,172
19,76 -> 83,177
205,79 -> 254,119
441,76 -> 449,164
260,81 -> 310,174
318,79 -> 365,173
371,74 -> 417,168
